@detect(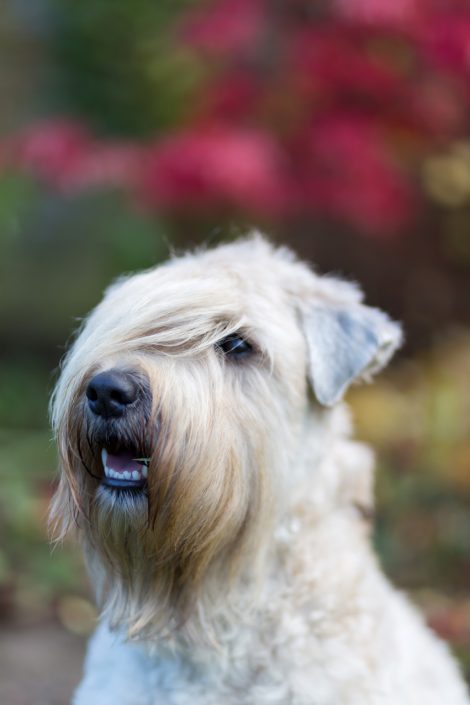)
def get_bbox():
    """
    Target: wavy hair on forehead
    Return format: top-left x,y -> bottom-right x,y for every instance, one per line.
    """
57,234 -> 316,366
